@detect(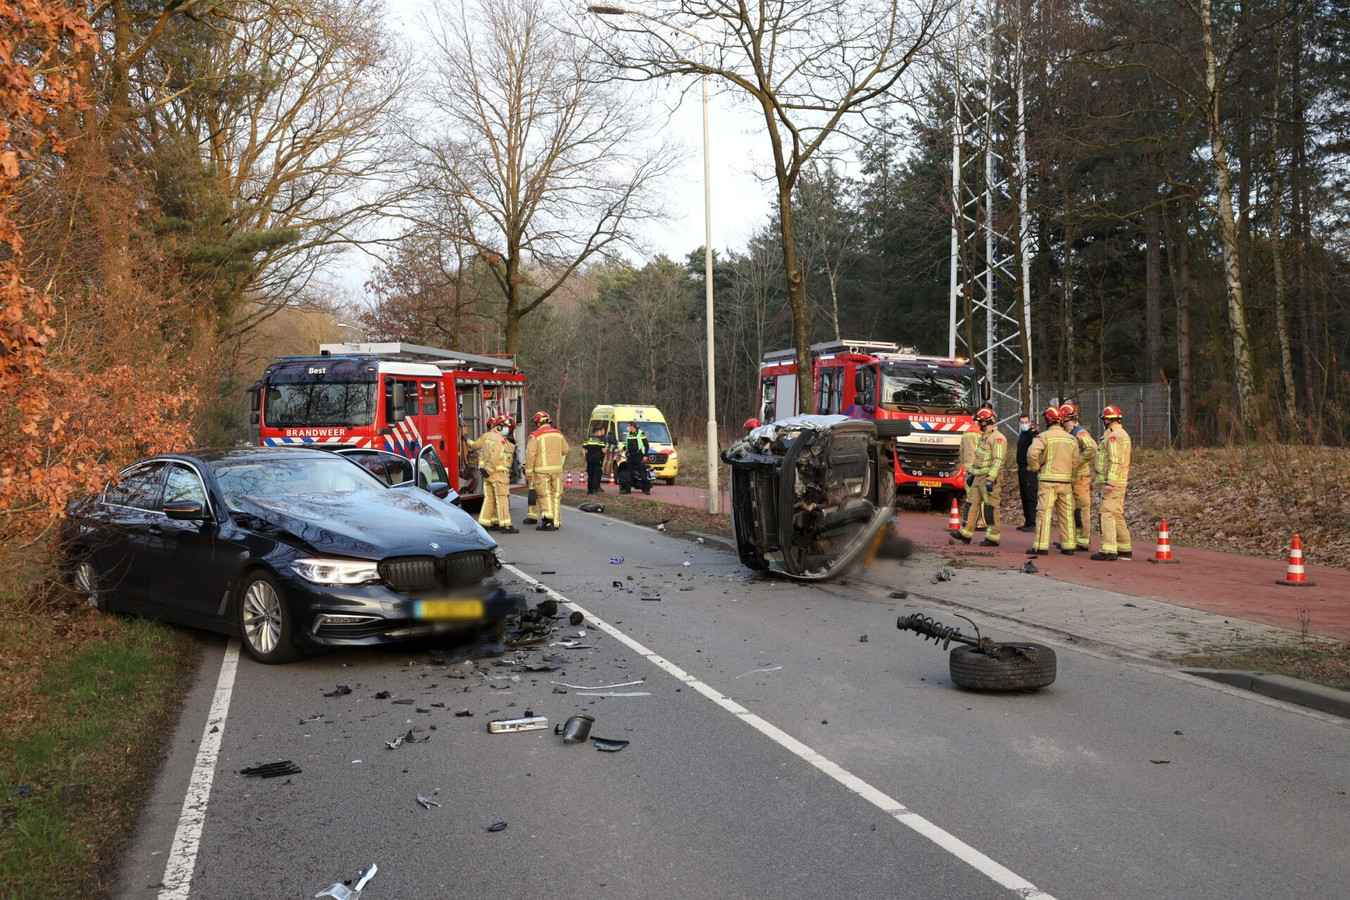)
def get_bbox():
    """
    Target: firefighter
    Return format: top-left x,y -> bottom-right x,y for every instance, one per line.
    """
1060,402 -> 1098,552
1026,405 -> 1080,555
583,426 -> 606,494
956,419 -> 984,532
471,417 -> 517,533
1092,405 -> 1133,560
620,421 -> 651,495
953,406 -> 1006,546
525,411 -> 570,530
